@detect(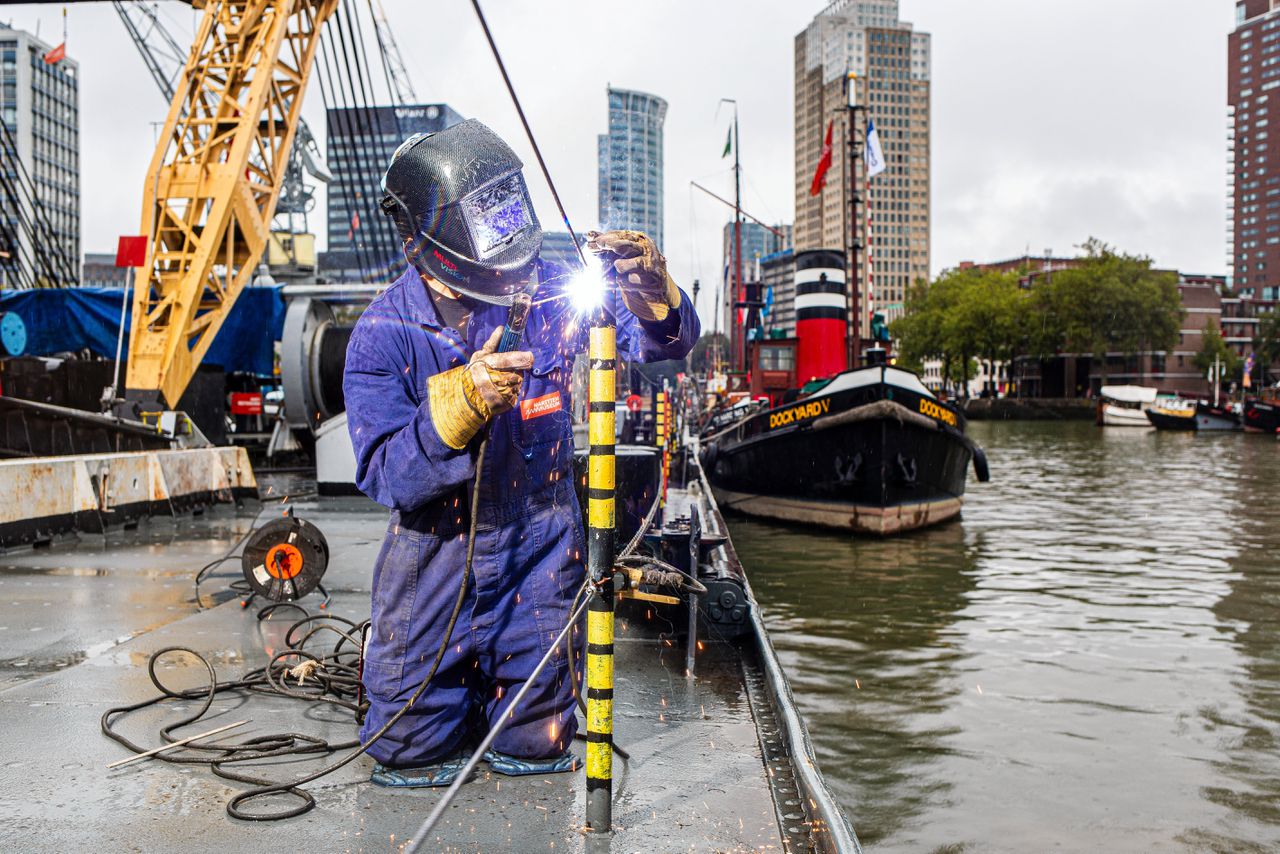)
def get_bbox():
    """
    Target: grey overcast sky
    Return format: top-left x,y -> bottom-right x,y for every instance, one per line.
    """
2,1 -> 1236,325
